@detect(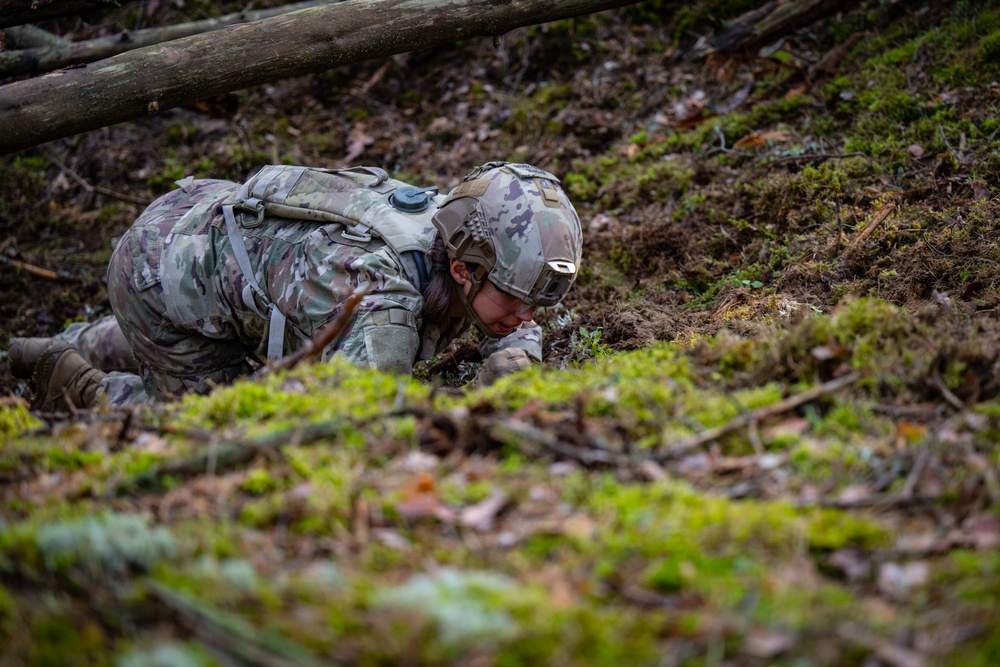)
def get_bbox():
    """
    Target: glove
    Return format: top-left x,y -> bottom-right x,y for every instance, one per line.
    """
476,348 -> 533,388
